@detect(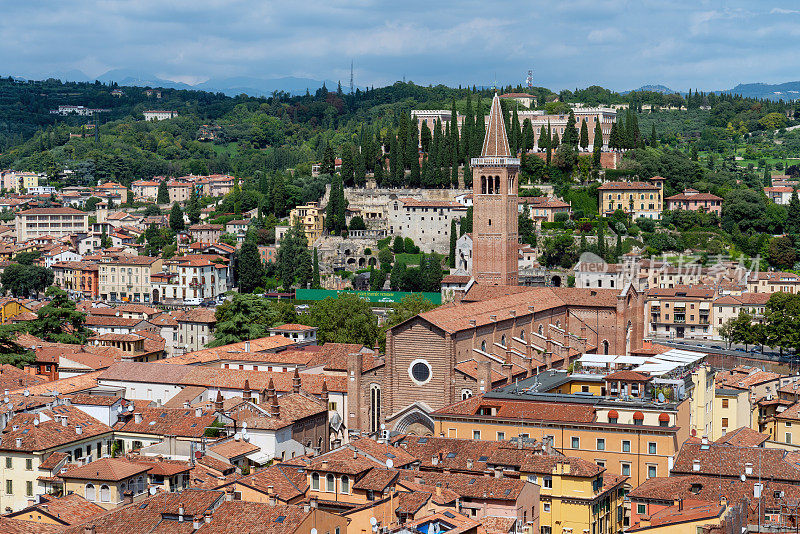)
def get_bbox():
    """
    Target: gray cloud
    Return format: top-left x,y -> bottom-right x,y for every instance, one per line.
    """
1,0 -> 799,92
